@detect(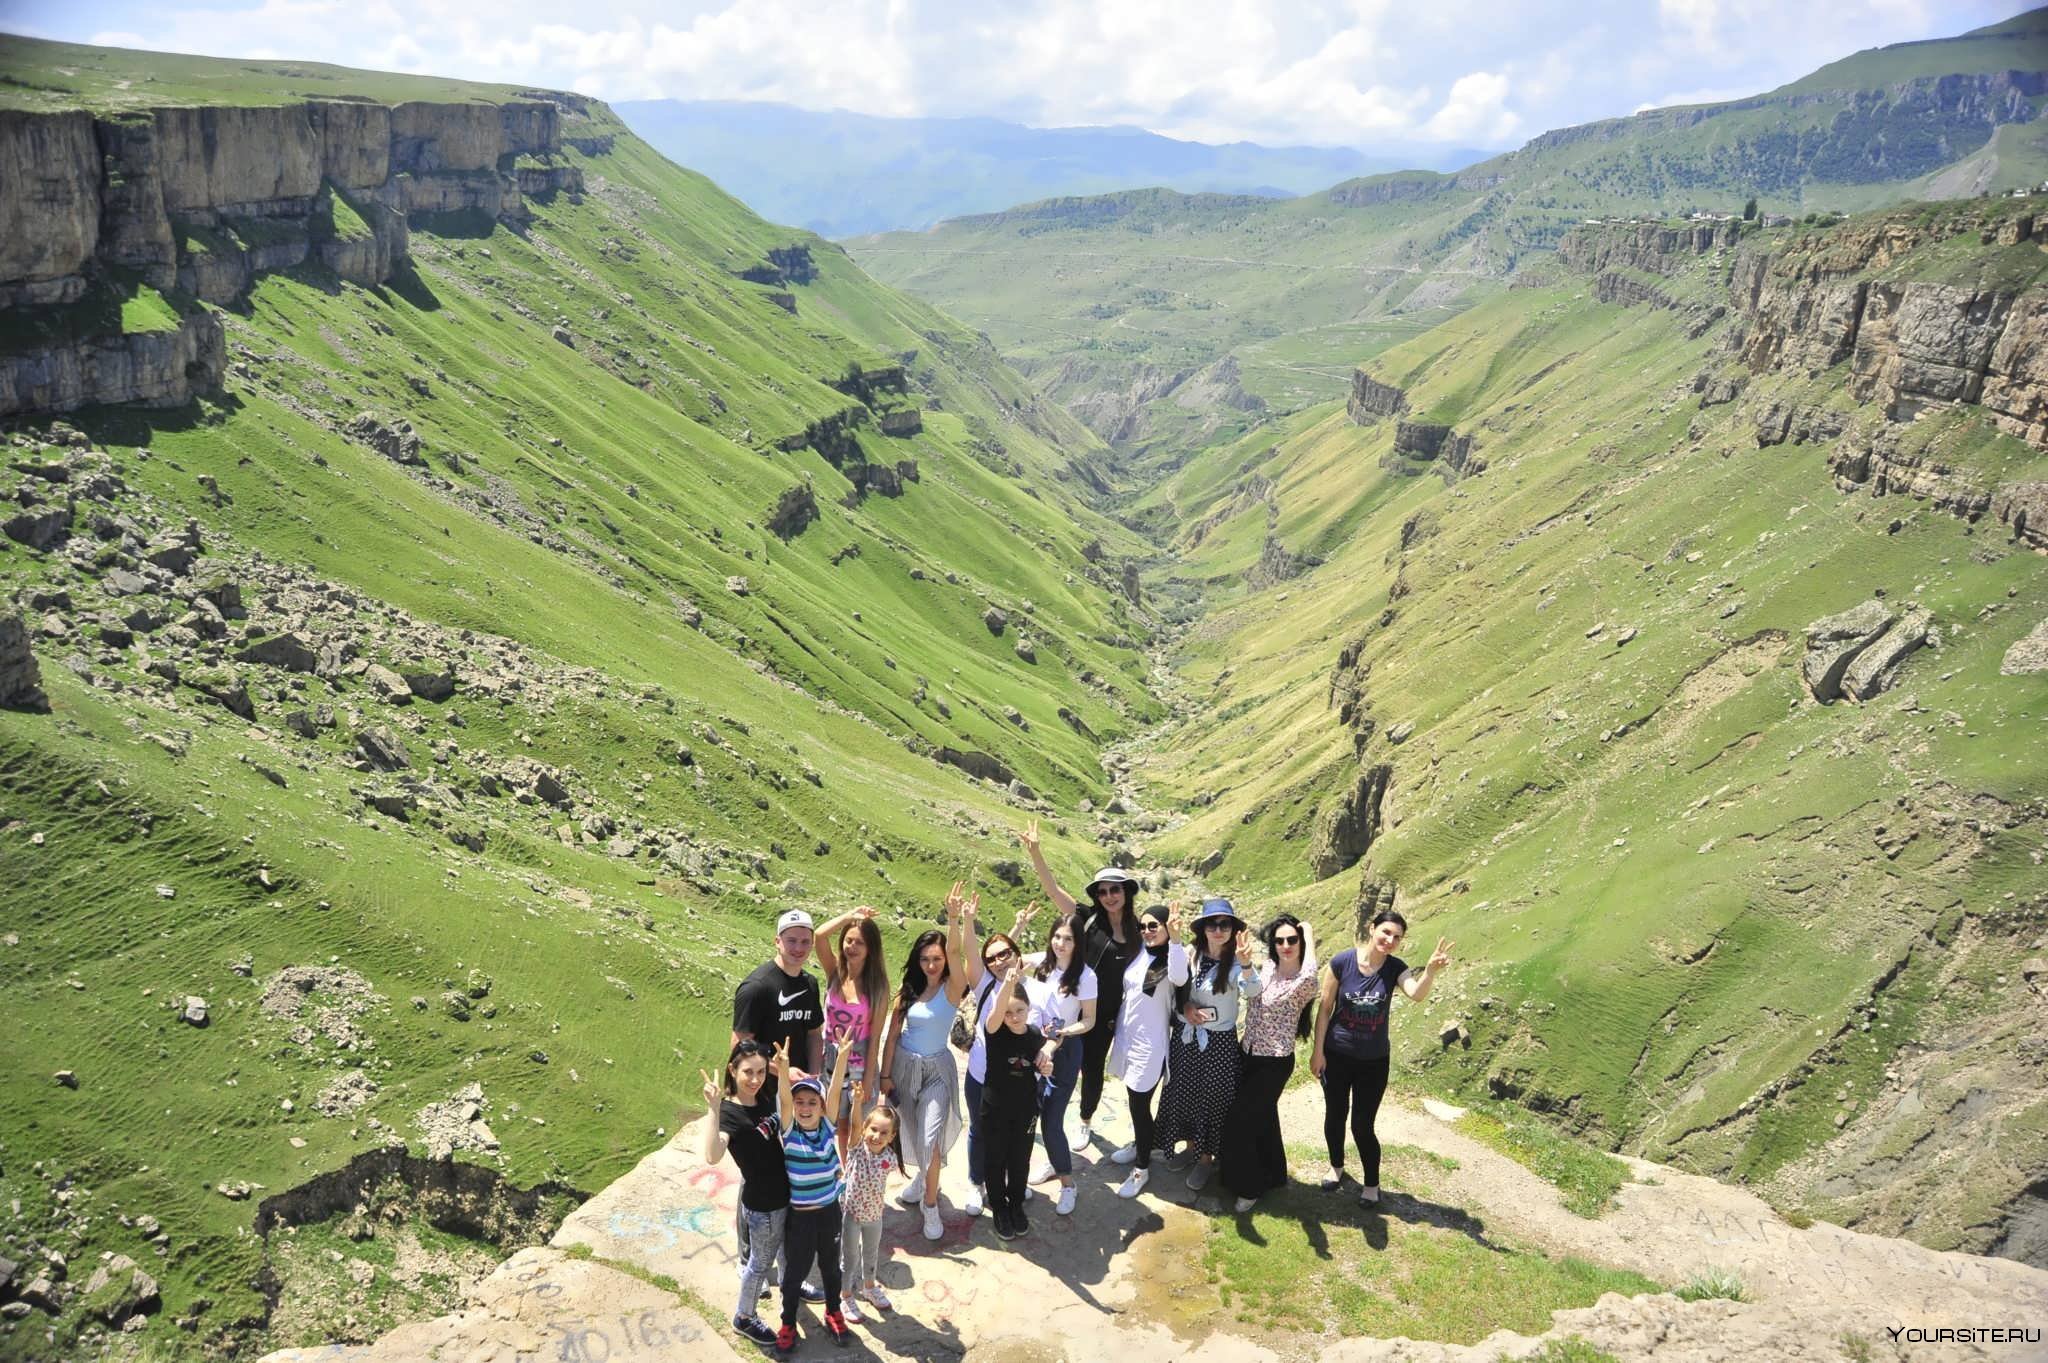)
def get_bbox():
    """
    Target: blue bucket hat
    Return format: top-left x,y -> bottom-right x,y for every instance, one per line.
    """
1192,897 -> 1243,929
